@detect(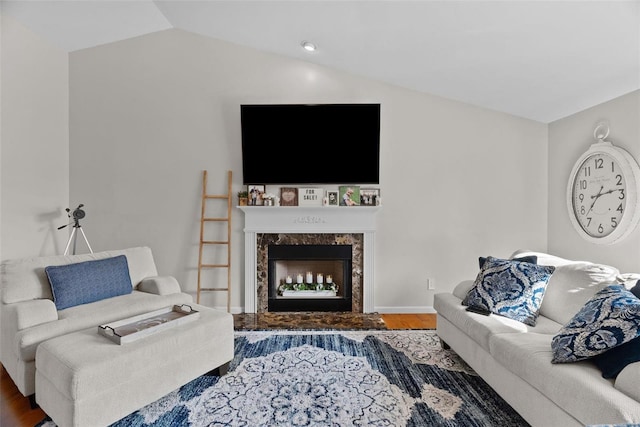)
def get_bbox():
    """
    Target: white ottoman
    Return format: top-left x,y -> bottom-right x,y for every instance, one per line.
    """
35,304 -> 234,427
